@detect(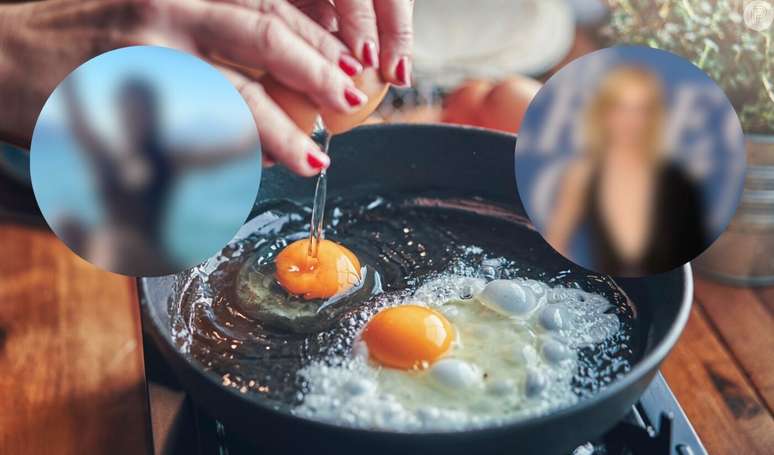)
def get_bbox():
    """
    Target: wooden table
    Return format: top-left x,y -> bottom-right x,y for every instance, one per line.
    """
661,279 -> 774,454
0,223 -> 151,455
1,221 -> 773,454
